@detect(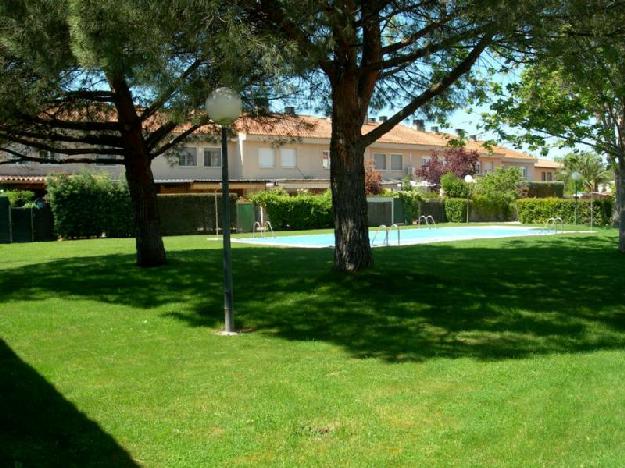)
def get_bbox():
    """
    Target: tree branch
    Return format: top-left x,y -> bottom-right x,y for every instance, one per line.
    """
17,114 -> 120,132
368,27 -> 485,71
0,146 -> 122,165
140,59 -> 203,122
145,121 -> 179,150
0,127 -> 123,148
0,134 -> 125,156
361,34 -> 492,147
152,118 -> 215,158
